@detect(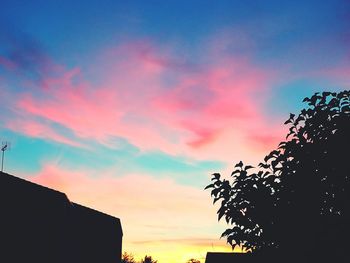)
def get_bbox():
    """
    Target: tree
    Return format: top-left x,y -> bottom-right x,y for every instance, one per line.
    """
140,255 -> 158,263
122,252 -> 136,263
206,90 -> 350,253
